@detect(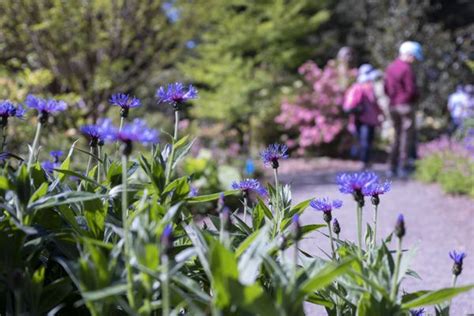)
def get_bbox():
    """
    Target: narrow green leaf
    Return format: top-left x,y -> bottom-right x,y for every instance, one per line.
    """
187,190 -> 239,203
401,285 -> 474,309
